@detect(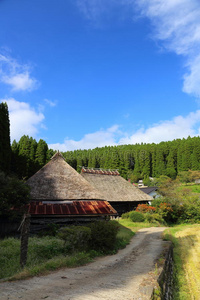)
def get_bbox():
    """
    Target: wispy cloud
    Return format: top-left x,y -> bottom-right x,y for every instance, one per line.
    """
44,98 -> 57,107
77,0 -> 200,98
49,125 -> 120,151
0,54 -> 39,92
133,0 -> 200,97
1,98 -> 45,142
49,110 -> 200,151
